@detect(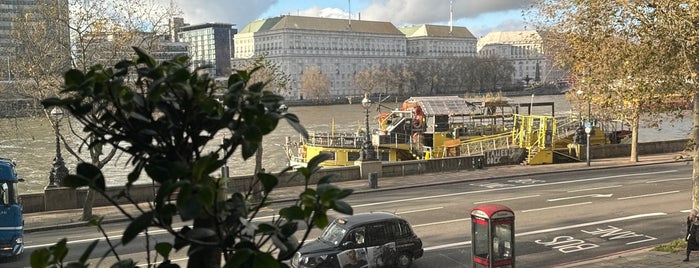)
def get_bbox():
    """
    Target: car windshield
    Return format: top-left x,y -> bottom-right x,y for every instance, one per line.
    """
319,220 -> 347,245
